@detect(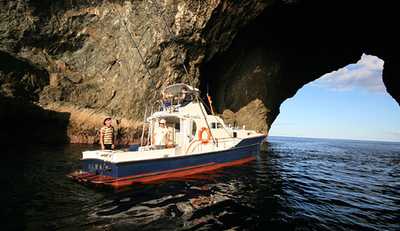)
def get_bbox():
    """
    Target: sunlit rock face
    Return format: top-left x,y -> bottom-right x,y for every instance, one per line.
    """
0,0 -> 270,143
0,0 -> 398,144
220,99 -> 269,133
